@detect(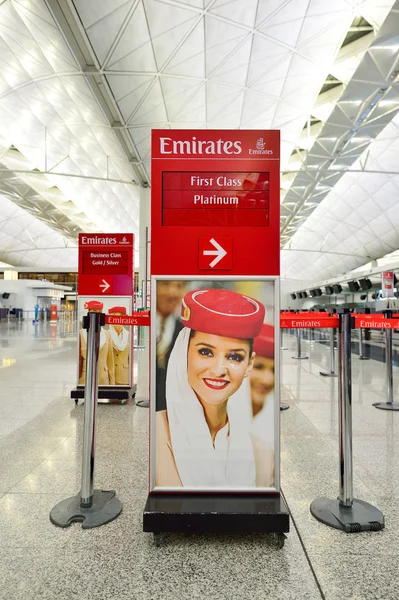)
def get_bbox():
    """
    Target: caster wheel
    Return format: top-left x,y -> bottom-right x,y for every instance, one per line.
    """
272,533 -> 286,549
153,532 -> 162,547
131,393 -> 136,400
74,399 -> 78,406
